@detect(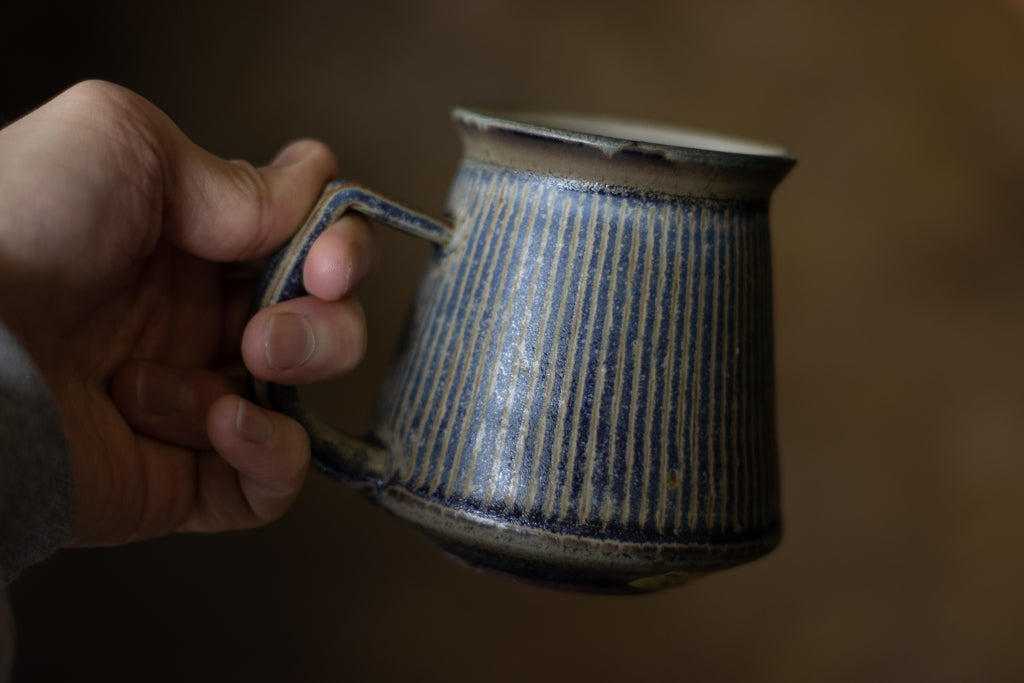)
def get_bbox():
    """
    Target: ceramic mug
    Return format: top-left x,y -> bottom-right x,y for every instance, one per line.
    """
251,109 -> 795,592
